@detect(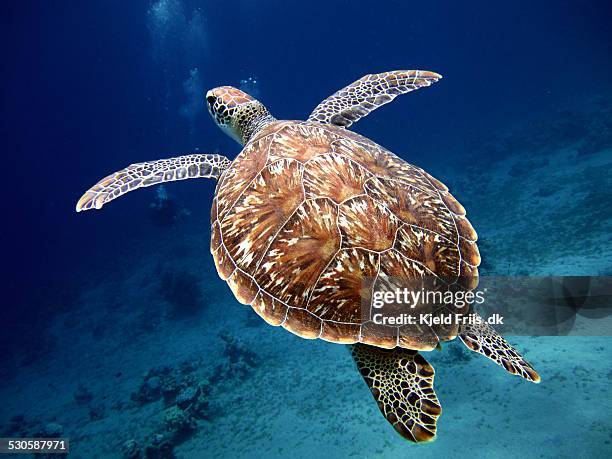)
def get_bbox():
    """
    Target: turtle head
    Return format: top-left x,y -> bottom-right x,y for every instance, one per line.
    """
206,86 -> 275,145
